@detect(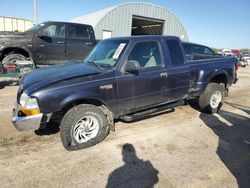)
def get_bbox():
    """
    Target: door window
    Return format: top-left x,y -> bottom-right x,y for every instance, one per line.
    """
128,41 -> 163,68
68,24 -> 90,39
166,40 -> 184,66
43,24 -> 65,38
